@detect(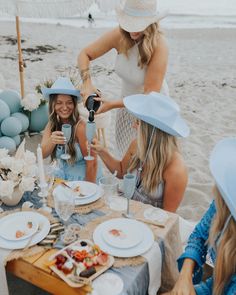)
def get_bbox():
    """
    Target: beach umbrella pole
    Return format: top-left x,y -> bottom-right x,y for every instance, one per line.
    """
16,16 -> 25,98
